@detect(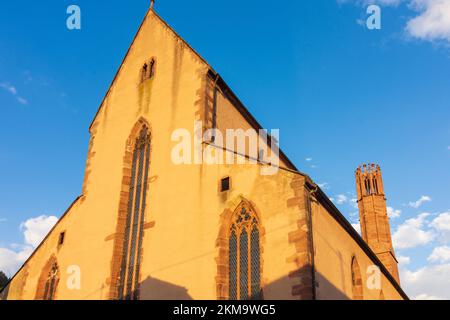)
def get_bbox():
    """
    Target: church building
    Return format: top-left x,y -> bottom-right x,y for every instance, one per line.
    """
0,5 -> 407,300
